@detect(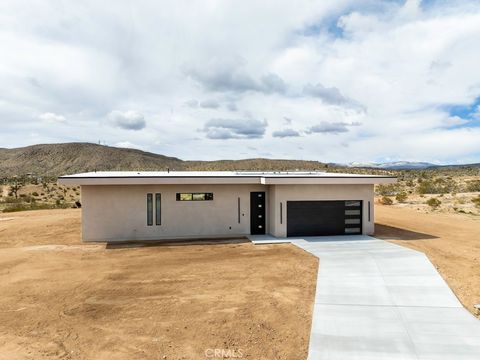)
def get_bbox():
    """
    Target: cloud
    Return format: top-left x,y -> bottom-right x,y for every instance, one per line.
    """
444,116 -> 469,126
283,117 -> 293,125
199,99 -> 220,109
260,73 -> 287,94
114,141 -> 146,150
227,102 -> 237,112
108,110 -> 146,130
39,112 -> 66,123
303,83 -> 354,106
185,99 -> 198,108
272,128 -> 301,138
307,121 -> 361,134
2,1 -> 480,164
186,59 -> 259,93
202,118 -> 267,139
186,59 -> 288,95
